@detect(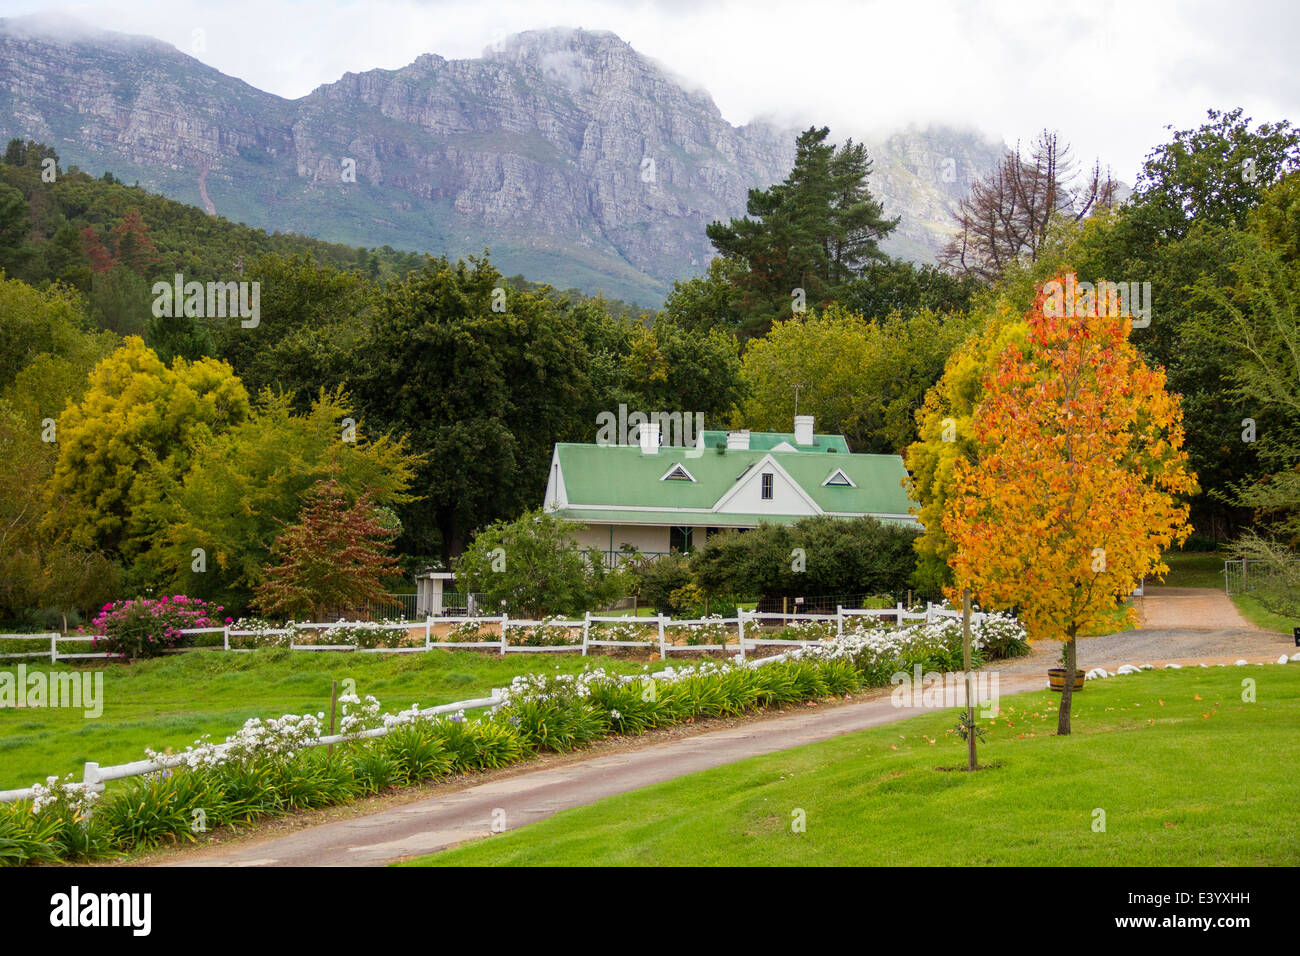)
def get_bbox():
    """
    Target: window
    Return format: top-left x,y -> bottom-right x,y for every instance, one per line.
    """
761,473 -> 773,500
822,468 -> 855,487
659,463 -> 696,482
